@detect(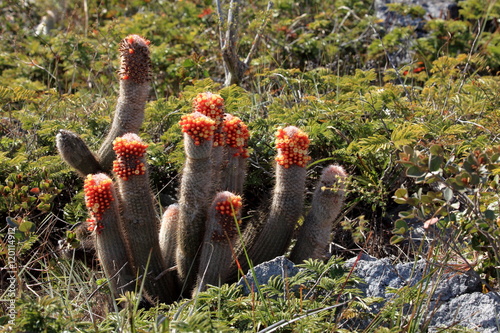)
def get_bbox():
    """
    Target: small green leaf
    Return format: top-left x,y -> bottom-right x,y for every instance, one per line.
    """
429,155 -> 444,172
390,235 -> 405,244
394,188 -> 408,198
430,144 -> 443,155
183,58 -> 196,68
394,219 -> 408,231
19,221 -> 34,233
421,195 -> 432,204
406,165 -> 425,177
484,210 -> 496,221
